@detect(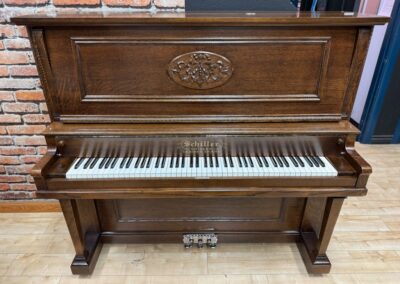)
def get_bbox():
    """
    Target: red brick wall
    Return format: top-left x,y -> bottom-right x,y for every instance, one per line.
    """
0,0 -> 184,199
